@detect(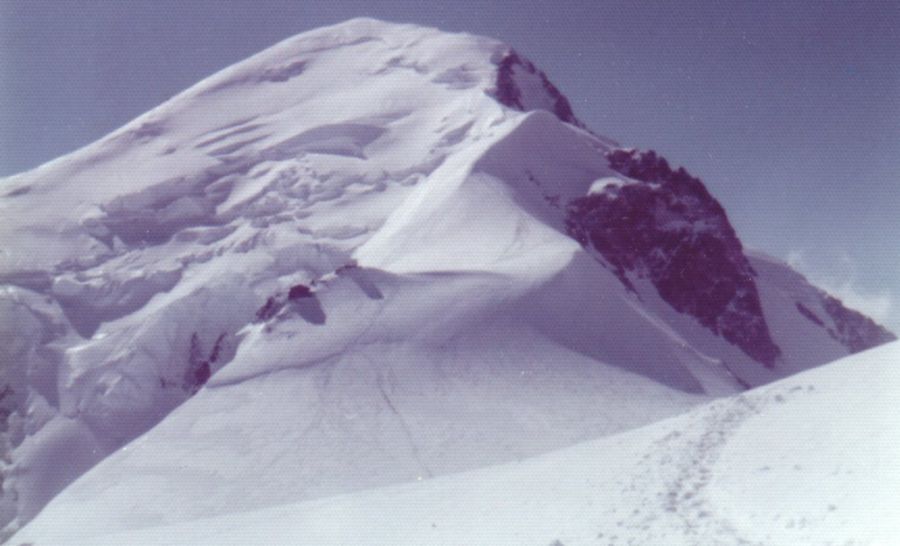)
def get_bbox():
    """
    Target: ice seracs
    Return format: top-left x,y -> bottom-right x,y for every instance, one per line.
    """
1,17 -> 894,543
